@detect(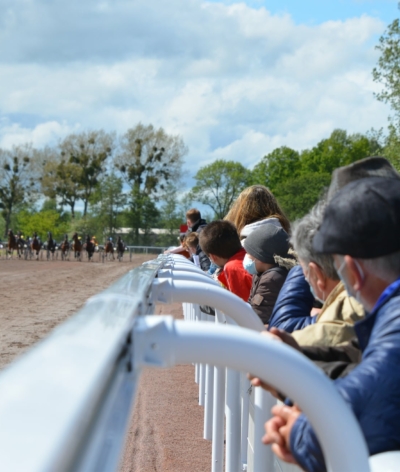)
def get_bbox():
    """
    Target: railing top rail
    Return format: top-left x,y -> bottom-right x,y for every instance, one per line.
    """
126,246 -> 167,250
